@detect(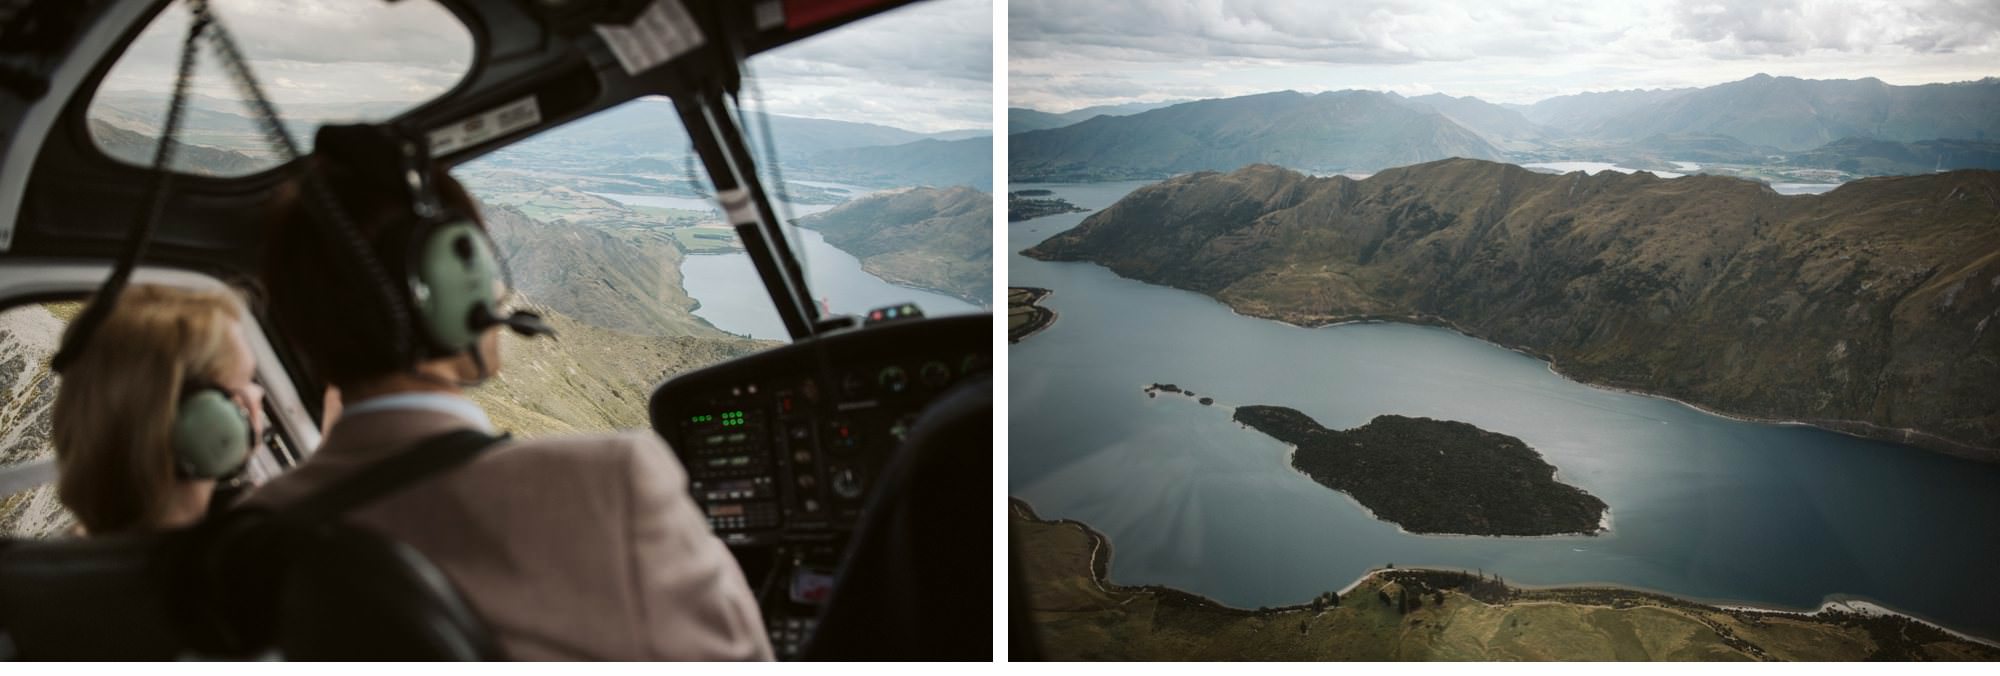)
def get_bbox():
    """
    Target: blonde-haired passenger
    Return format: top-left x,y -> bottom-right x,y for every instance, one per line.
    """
52,283 -> 265,535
